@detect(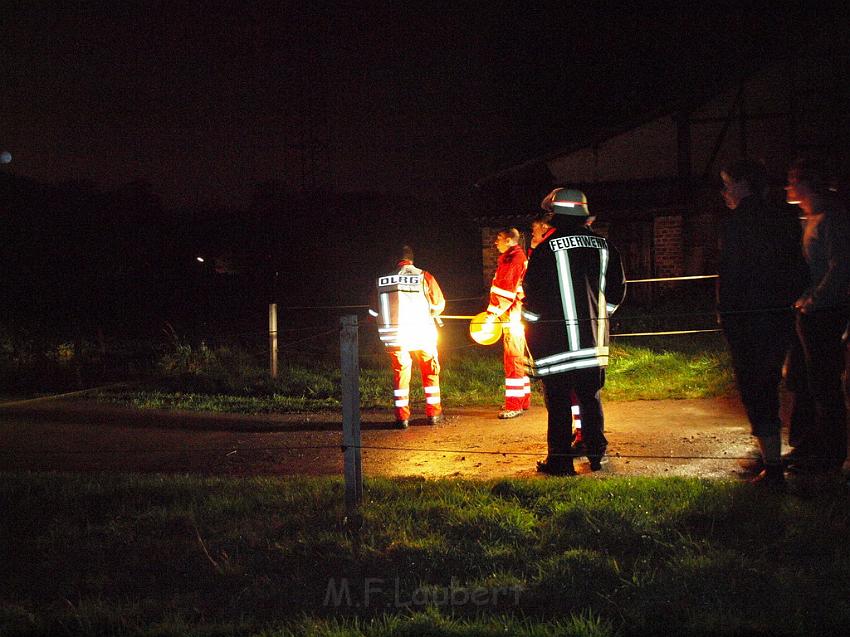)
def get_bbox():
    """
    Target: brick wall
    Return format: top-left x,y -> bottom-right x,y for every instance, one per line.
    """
653,214 -> 684,285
